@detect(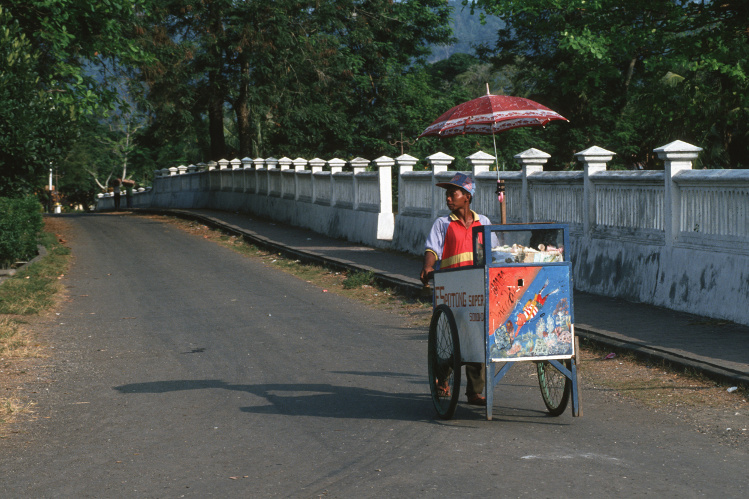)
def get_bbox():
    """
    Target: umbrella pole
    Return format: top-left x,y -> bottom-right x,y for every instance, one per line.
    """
492,132 -> 506,224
